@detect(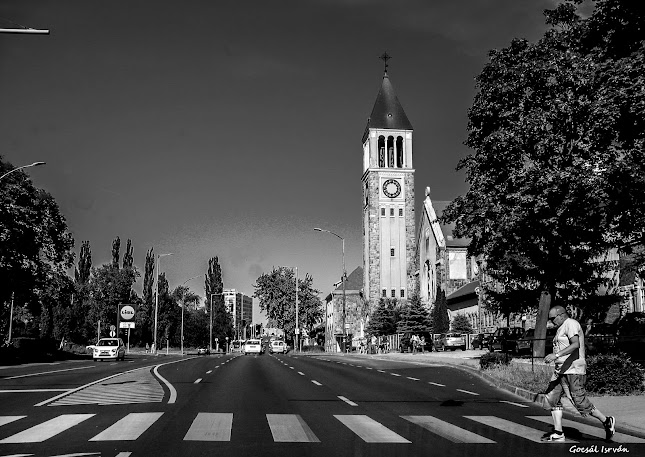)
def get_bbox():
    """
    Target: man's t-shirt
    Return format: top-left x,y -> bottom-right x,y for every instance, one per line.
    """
553,317 -> 586,375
